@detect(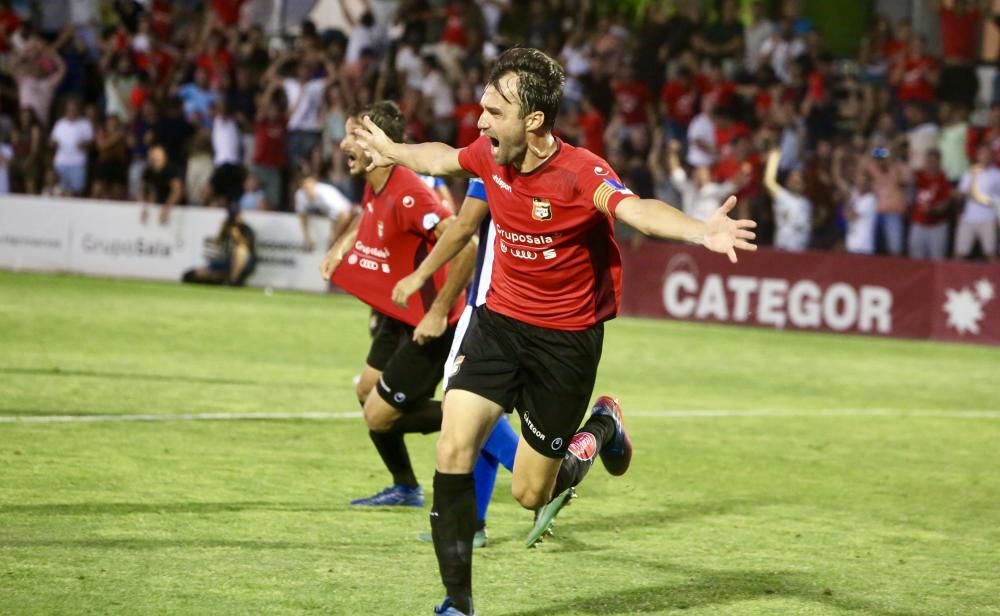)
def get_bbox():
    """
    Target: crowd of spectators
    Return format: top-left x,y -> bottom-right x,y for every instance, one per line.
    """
1,0 -> 998,260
